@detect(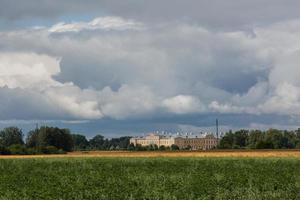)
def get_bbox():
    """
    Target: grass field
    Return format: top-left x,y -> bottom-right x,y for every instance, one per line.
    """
0,156 -> 300,199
